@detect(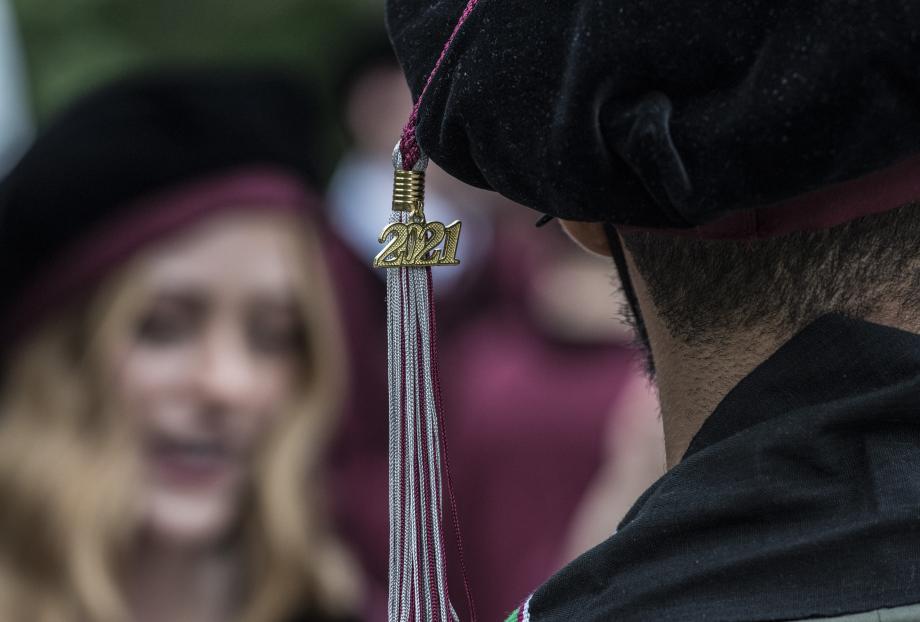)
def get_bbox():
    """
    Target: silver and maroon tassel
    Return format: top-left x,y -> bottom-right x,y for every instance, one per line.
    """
375,146 -> 473,622
376,2 -> 481,619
